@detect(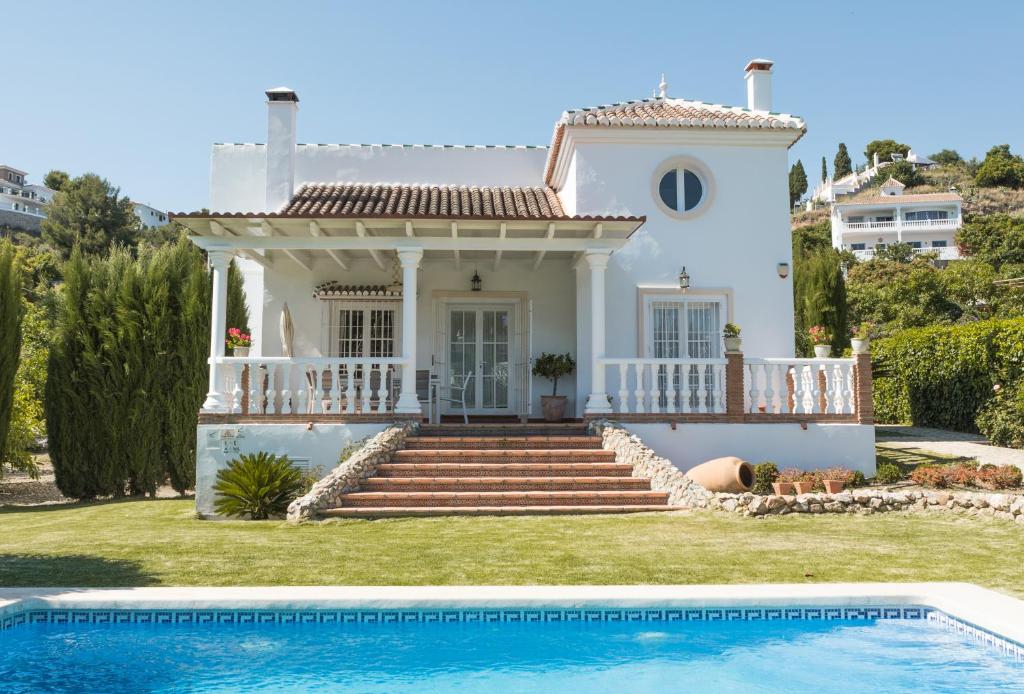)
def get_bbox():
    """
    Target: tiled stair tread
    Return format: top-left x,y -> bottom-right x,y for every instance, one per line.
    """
360,477 -> 652,491
320,505 -> 677,517
336,491 -> 669,507
393,448 -> 615,459
376,463 -> 635,477
417,428 -> 589,437
405,436 -> 602,449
